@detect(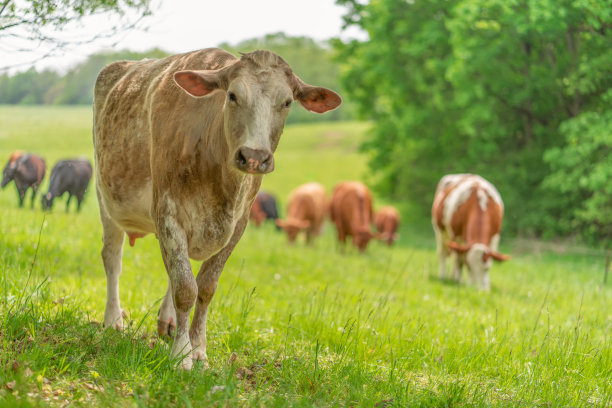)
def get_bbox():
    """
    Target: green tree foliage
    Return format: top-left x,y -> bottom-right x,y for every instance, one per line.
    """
0,0 -> 153,70
0,68 -> 59,104
0,49 -> 168,105
335,0 -> 612,242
